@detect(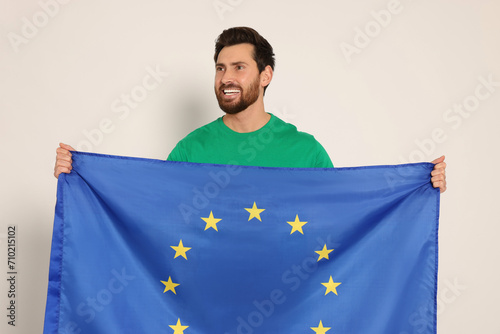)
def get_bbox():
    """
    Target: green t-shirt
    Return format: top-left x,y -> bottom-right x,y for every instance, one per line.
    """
167,114 -> 333,168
